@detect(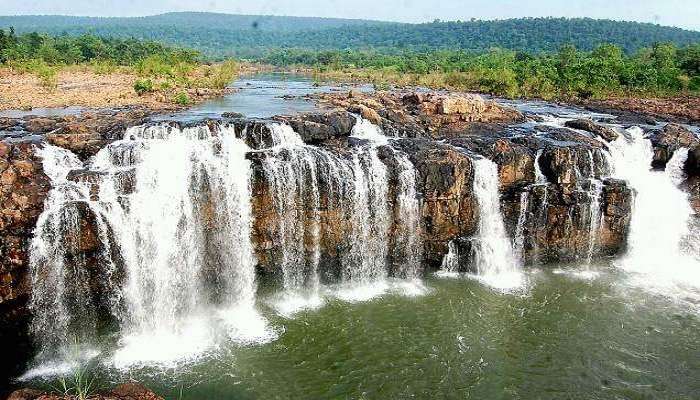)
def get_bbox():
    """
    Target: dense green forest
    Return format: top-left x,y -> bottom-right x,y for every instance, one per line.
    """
0,28 -> 198,65
271,44 -> 700,99
1,13 -> 699,58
